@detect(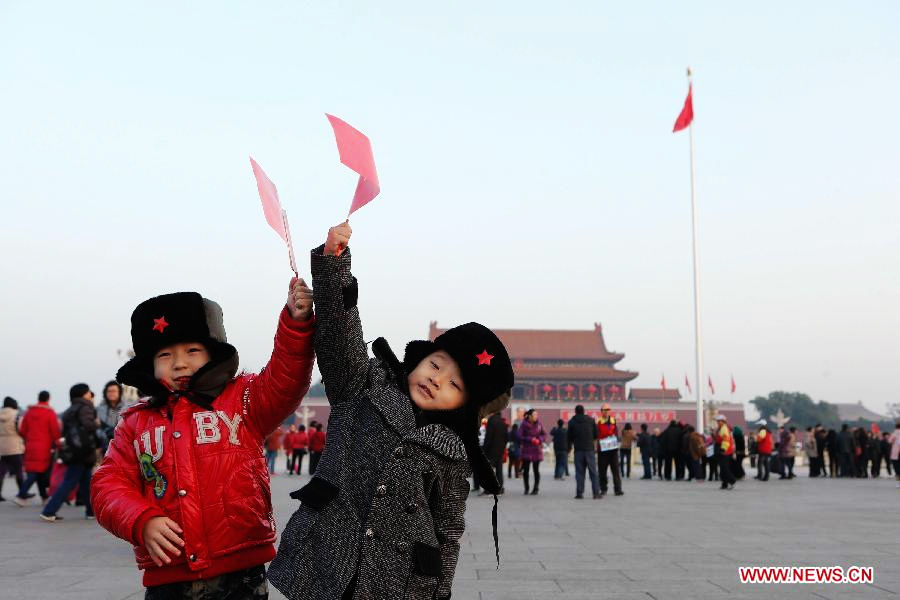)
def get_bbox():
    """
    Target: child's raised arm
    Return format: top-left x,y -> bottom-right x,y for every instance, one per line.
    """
310,221 -> 369,405
246,277 -> 316,437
